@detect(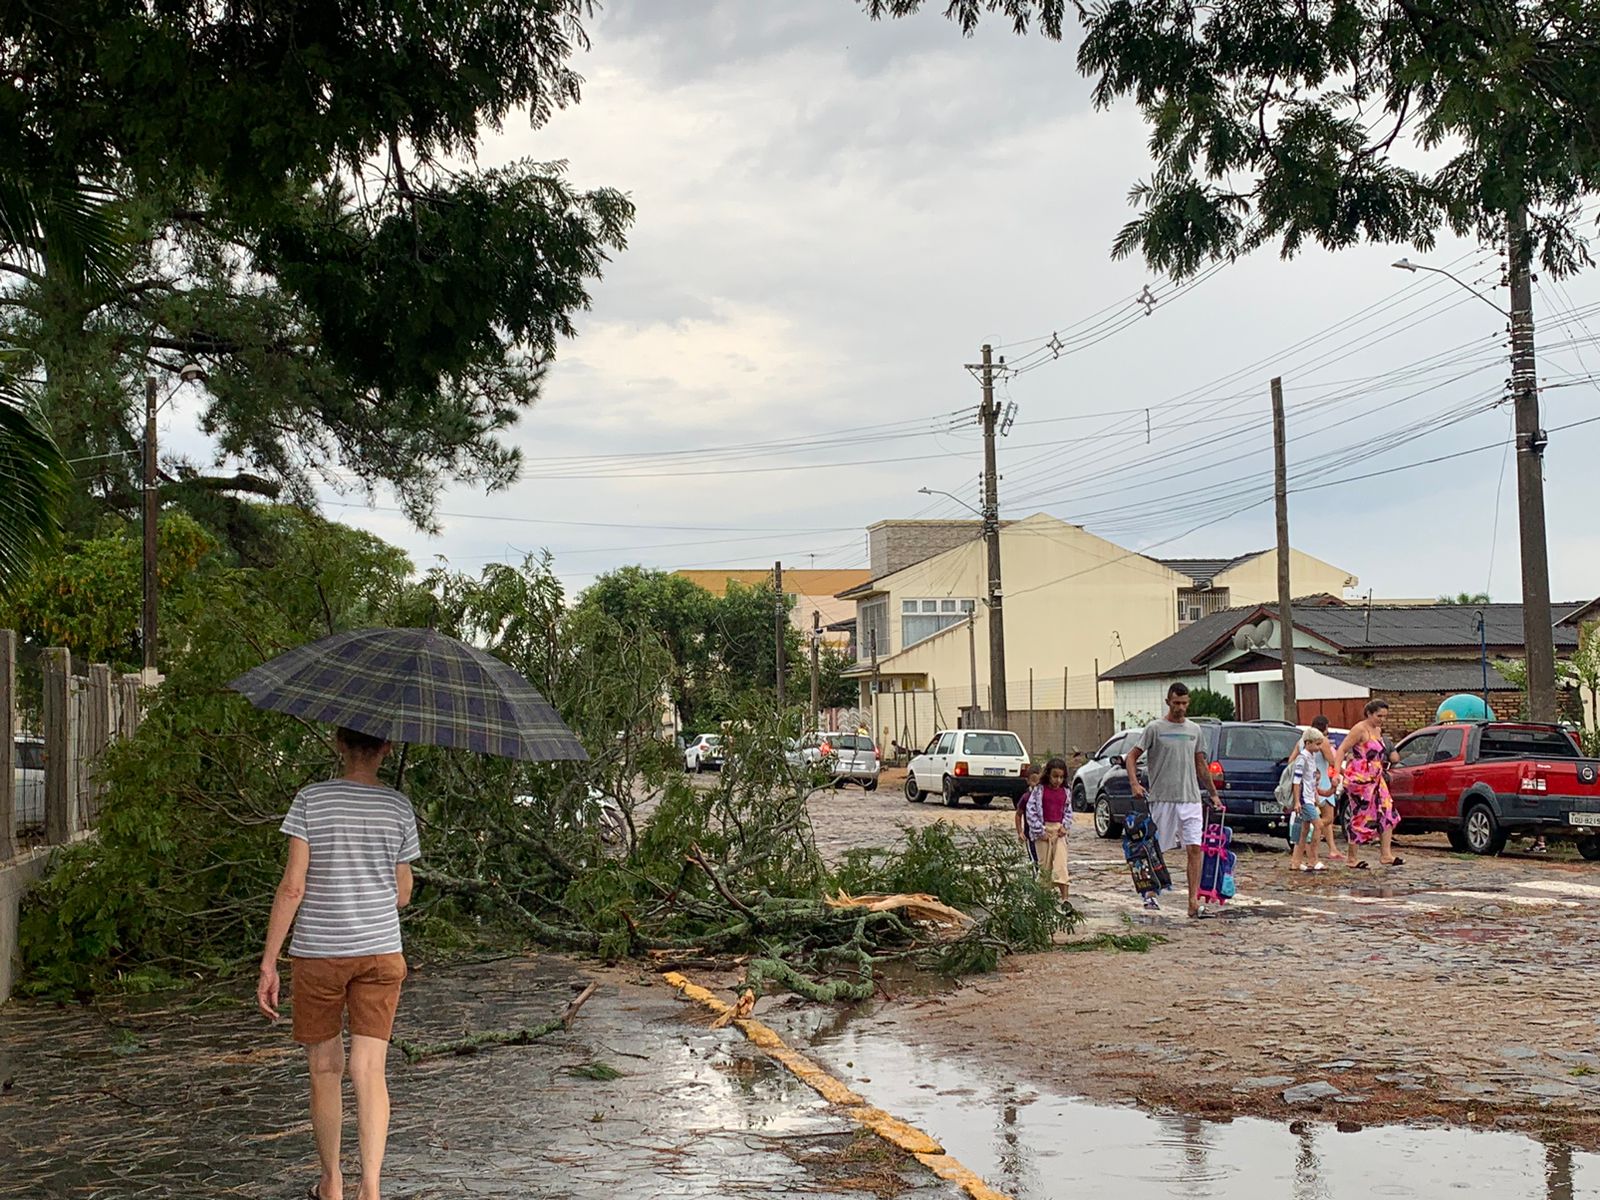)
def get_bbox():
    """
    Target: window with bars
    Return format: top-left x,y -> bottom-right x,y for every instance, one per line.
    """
901,597 -> 975,648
